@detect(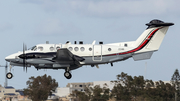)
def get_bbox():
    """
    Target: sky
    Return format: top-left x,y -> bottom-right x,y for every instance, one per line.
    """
0,0 -> 179,89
